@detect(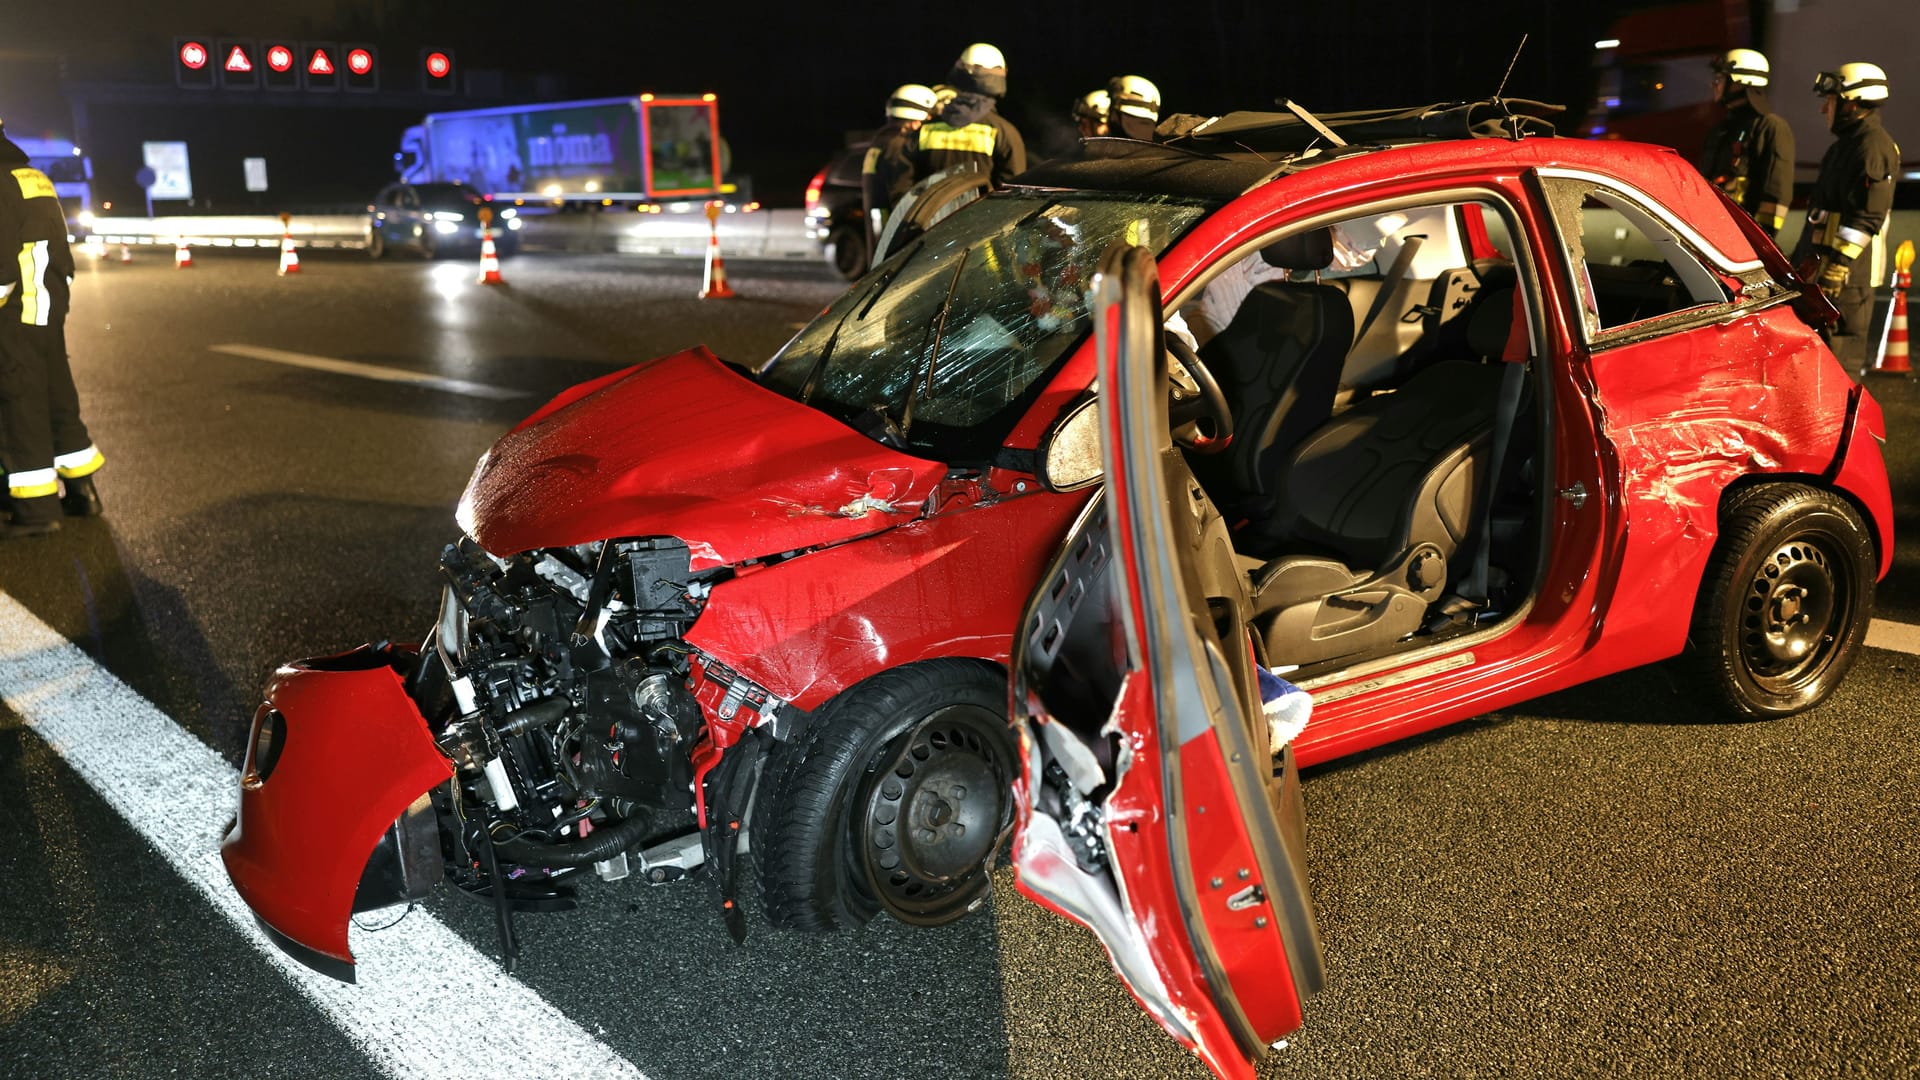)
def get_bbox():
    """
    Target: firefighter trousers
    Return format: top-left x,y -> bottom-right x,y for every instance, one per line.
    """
1828,281 -> 1875,367
0,321 -> 95,501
